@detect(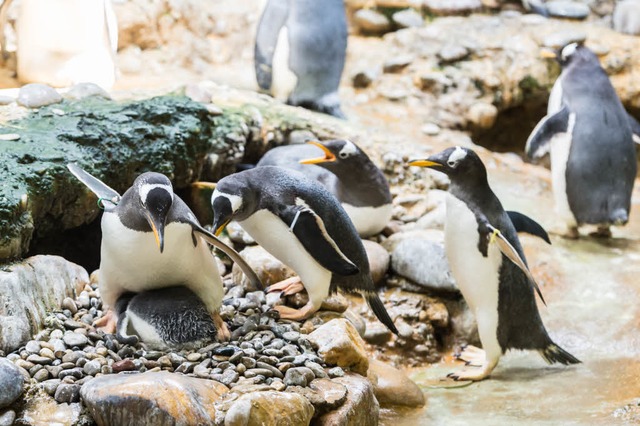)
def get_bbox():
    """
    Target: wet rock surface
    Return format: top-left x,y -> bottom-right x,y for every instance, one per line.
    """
367,359 -> 425,407
0,358 -> 24,409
